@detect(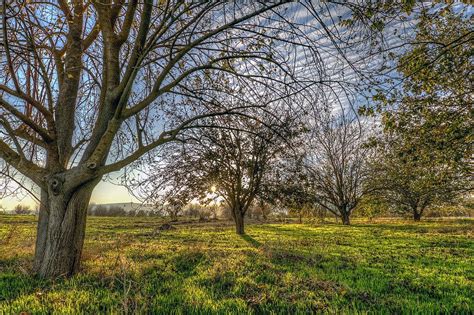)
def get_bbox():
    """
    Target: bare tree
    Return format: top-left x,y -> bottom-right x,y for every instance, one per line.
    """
133,110 -> 297,234
303,109 -> 372,225
0,0 -> 414,277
